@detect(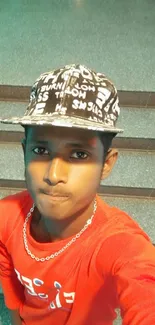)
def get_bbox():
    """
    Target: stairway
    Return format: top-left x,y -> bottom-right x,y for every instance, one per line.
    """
0,85 -> 155,324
